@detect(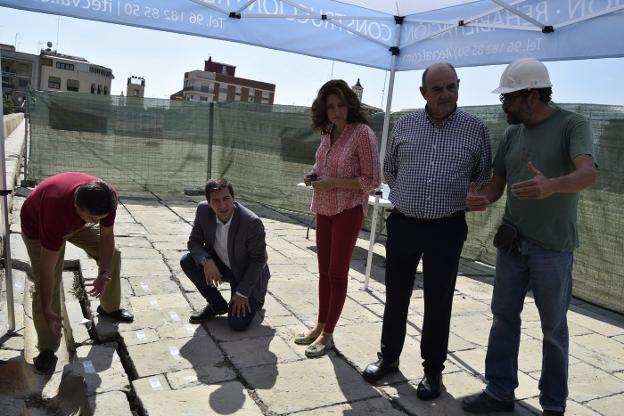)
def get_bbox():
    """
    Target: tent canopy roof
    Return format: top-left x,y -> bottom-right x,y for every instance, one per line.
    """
1,0 -> 622,71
